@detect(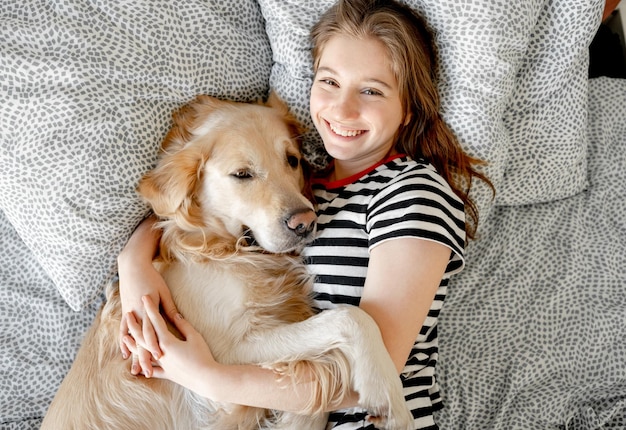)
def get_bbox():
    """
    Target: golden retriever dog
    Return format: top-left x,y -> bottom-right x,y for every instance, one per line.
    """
41,94 -> 413,430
